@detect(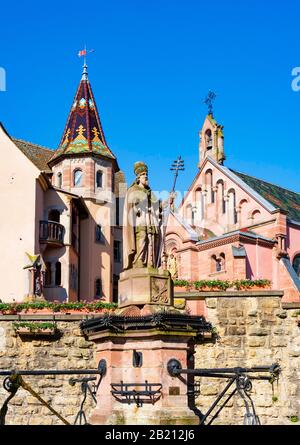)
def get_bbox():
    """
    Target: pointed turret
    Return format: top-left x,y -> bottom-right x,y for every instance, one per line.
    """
49,64 -> 116,166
